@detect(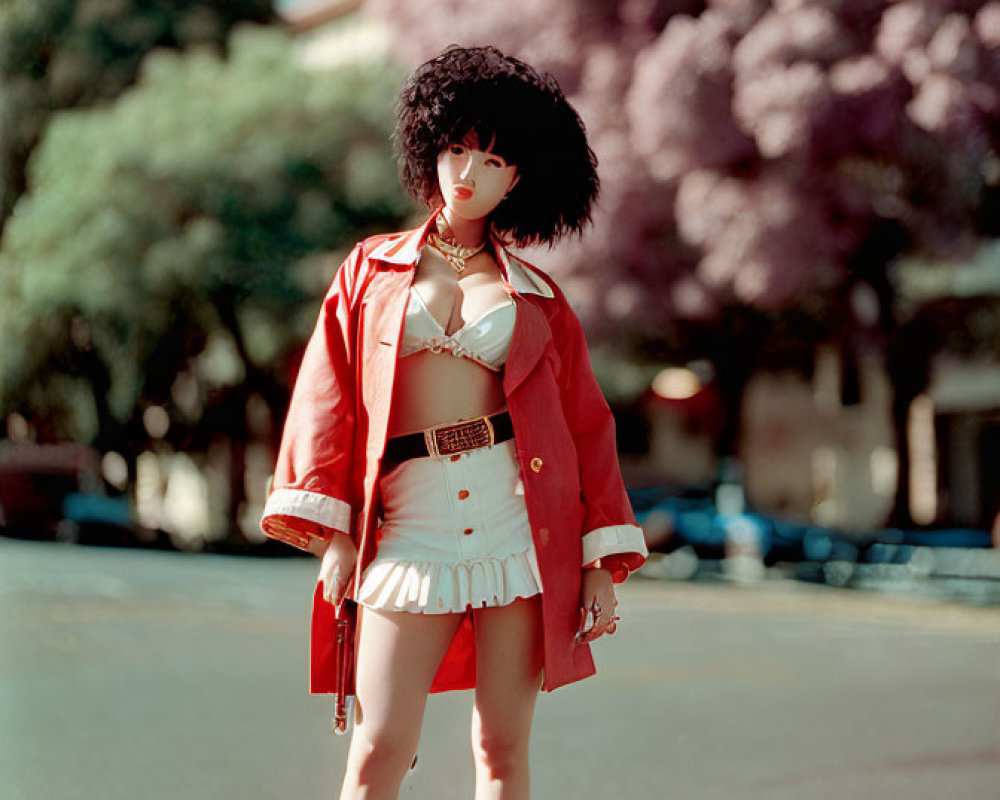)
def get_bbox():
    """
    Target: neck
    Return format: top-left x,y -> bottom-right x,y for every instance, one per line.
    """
441,208 -> 486,246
